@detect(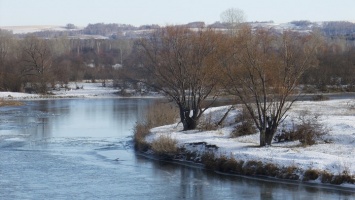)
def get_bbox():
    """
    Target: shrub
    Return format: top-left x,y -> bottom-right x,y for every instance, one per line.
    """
297,123 -> 326,146
278,165 -> 299,180
133,122 -> 151,151
303,169 -> 320,181
296,113 -> 327,146
231,120 -> 256,138
215,155 -> 229,171
231,106 -> 256,138
262,163 -> 280,177
320,170 -> 355,185
321,171 -> 333,183
234,160 -> 245,174
243,160 -> 263,176
151,135 -> 178,158
333,169 -> 355,185
220,157 -> 240,173
201,152 -> 217,170
275,111 -> 327,146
